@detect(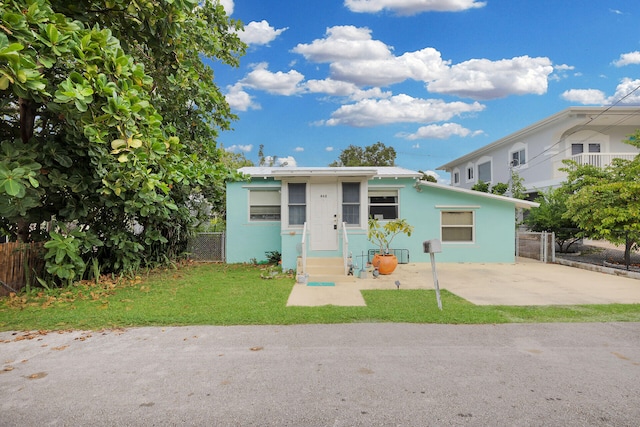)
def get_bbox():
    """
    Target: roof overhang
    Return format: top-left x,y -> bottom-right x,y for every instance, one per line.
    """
416,180 -> 540,210
238,166 -> 421,180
